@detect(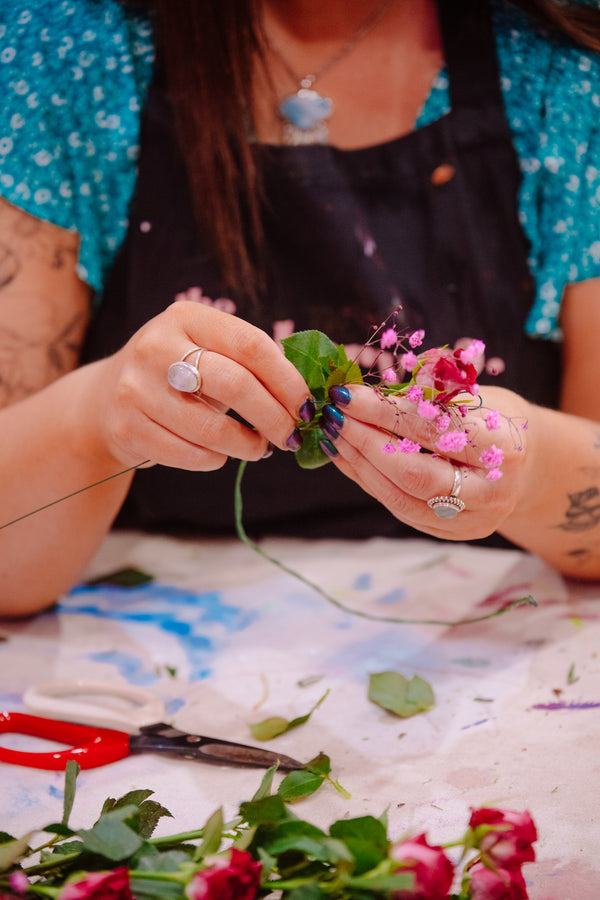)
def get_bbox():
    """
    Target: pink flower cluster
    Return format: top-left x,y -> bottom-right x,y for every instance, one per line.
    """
389,807 -> 537,900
